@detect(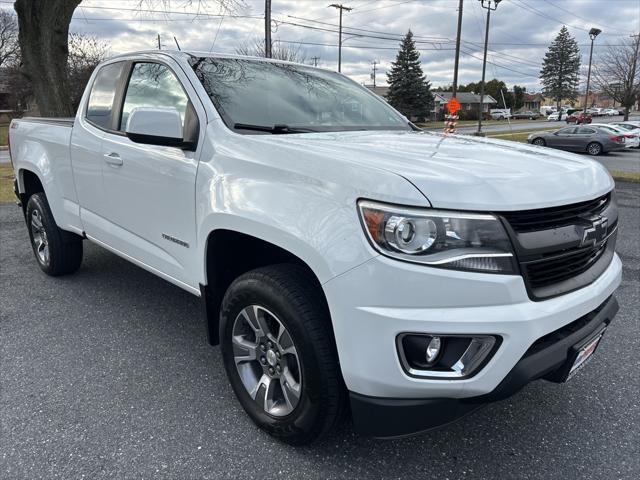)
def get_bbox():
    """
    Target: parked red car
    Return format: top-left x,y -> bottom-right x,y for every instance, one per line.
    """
566,112 -> 592,124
